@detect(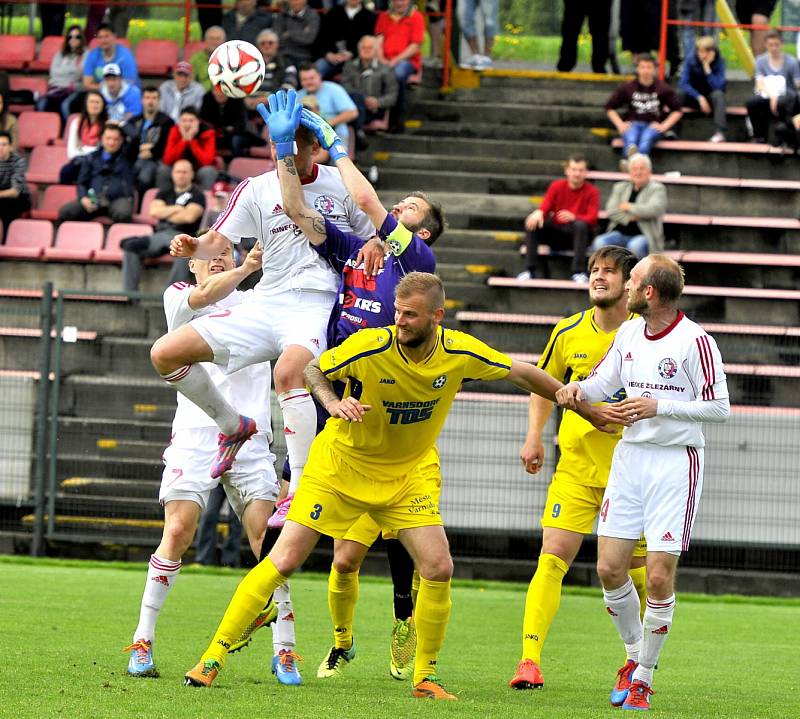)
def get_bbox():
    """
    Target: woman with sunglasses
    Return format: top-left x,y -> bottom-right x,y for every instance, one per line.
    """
37,25 -> 87,120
